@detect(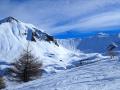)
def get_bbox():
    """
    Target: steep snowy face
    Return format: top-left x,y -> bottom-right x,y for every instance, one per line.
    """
0,17 -> 77,73
0,16 -> 58,45
0,17 -> 57,60
58,33 -> 120,54
57,38 -> 81,52
0,17 -> 28,60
